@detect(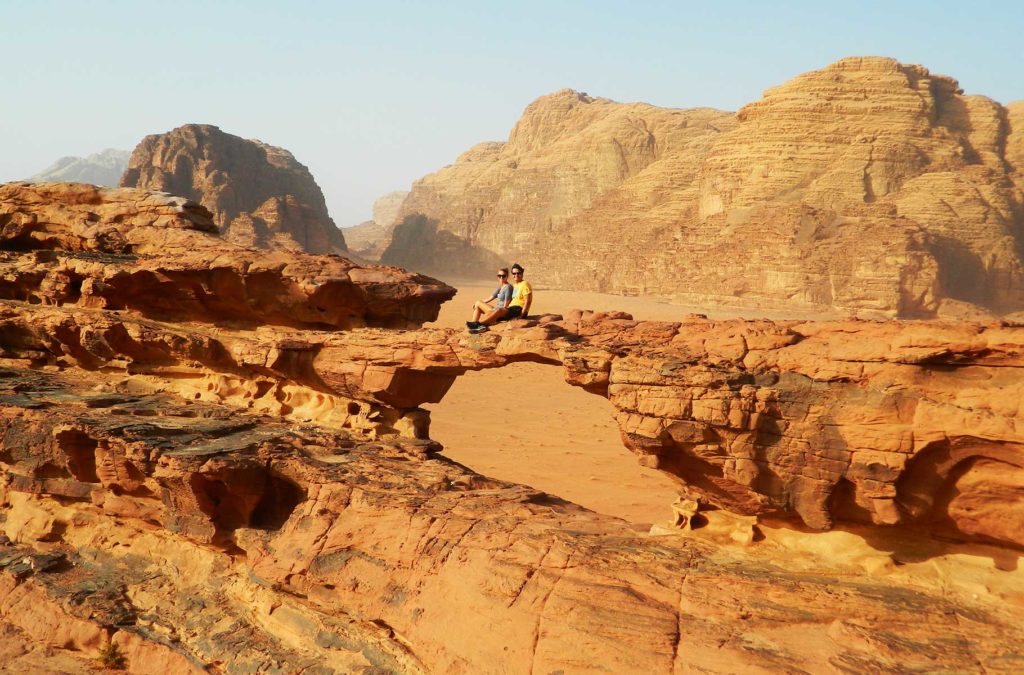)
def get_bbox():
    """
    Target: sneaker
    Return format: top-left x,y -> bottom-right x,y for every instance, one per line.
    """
466,321 -> 480,329
469,325 -> 489,334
